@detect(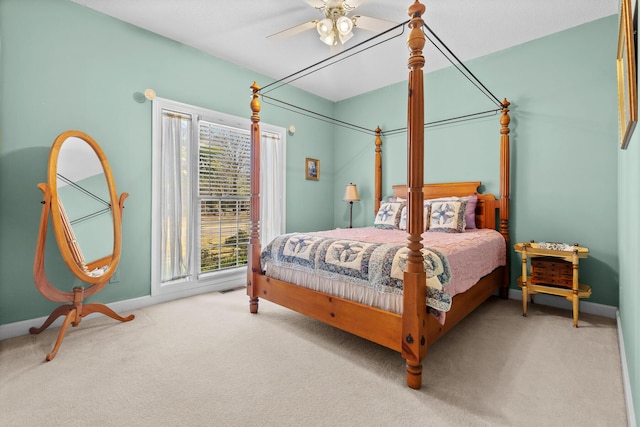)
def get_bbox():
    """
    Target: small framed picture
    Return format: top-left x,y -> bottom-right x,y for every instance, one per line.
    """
305,157 -> 319,181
